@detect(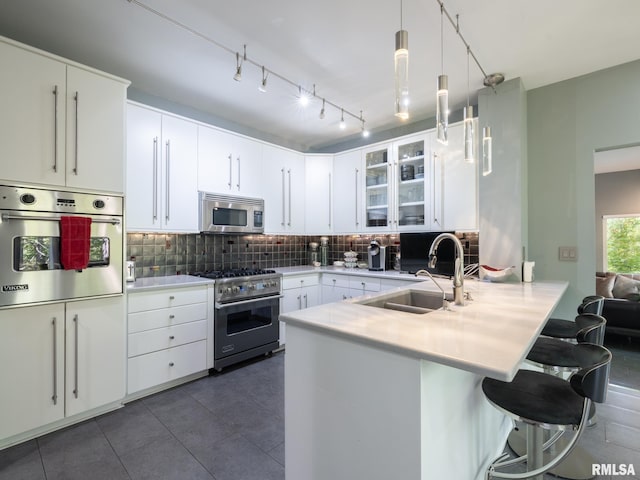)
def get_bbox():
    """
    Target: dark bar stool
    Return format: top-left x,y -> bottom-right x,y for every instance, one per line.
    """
508,313 -> 607,479
482,343 -> 611,480
540,296 -> 604,341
